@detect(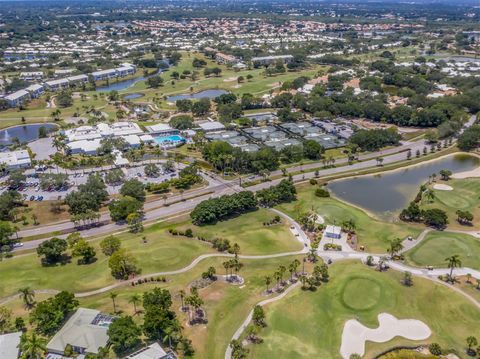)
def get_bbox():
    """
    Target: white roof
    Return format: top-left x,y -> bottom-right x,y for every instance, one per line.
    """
325,225 -> 341,235
198,121 -> 225,131
123,134 -> 141,146
5,90 -> 29,101
0,150 -> 31,167
45,78 -> 69,86
26,84 -> 44,92
125,343 -> 168,359
67,74 -> 88,82
92,68 -> 117,76
67,139 -> 102,153
146,123 -> 174,133
0,332 -> 22,359
47,308 -> 112,355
